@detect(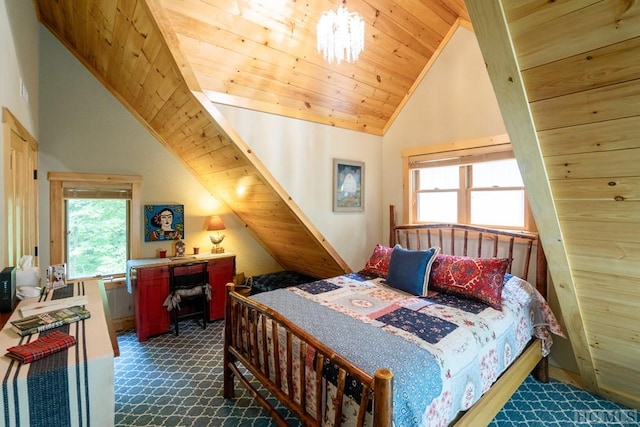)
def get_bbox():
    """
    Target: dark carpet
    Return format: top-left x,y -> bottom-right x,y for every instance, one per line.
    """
114,320 -> 639,426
